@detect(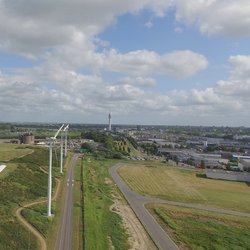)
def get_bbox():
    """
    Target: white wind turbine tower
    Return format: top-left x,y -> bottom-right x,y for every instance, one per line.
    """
47,124 -> 64,217
64,124 -> 69,157
60,124 -> 69,174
